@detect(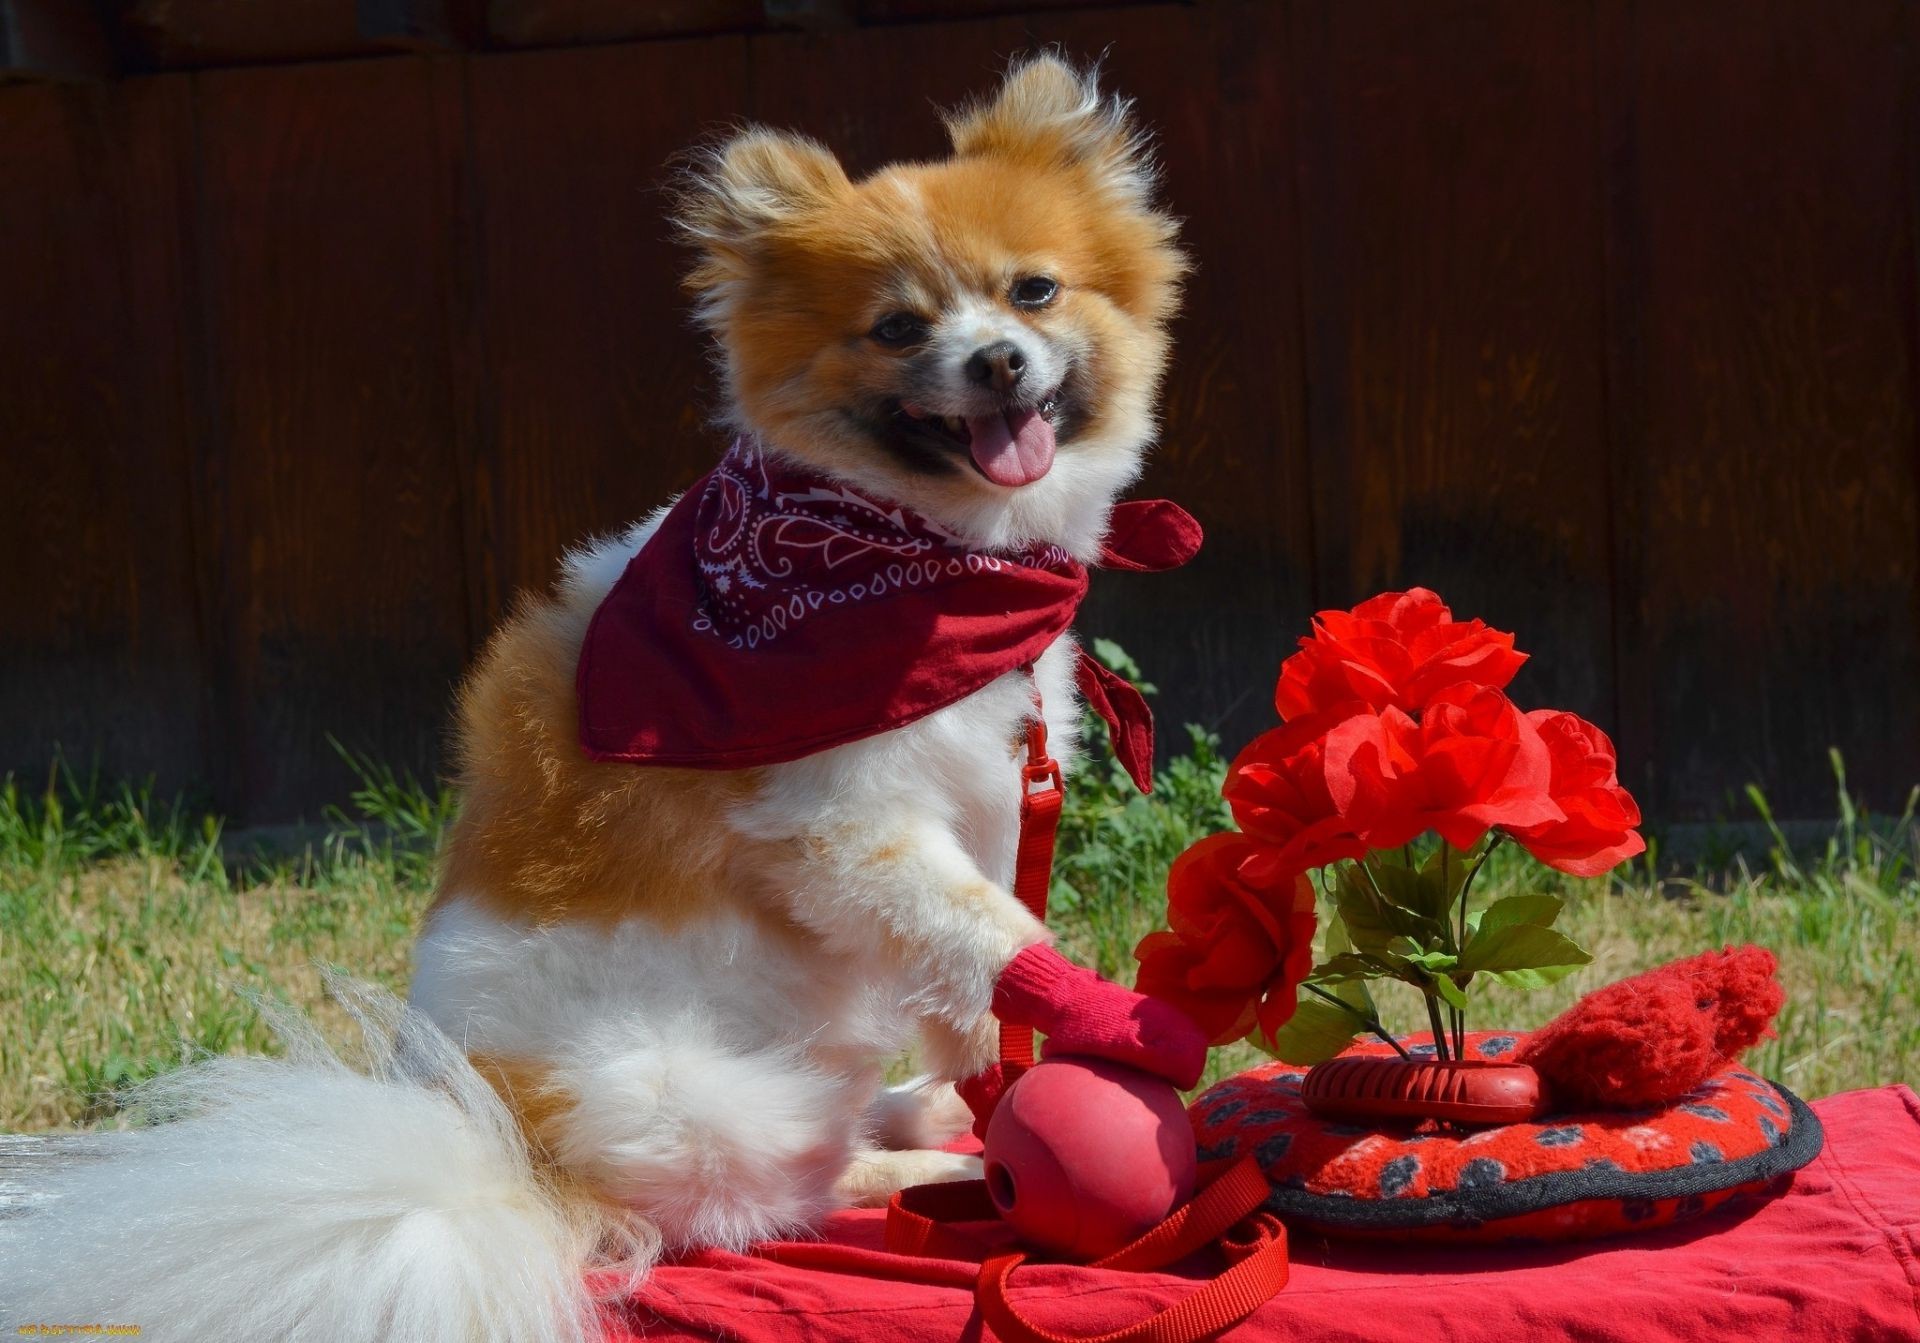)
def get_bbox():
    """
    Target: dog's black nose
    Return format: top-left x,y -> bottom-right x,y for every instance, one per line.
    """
965,341 -> 1027,392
